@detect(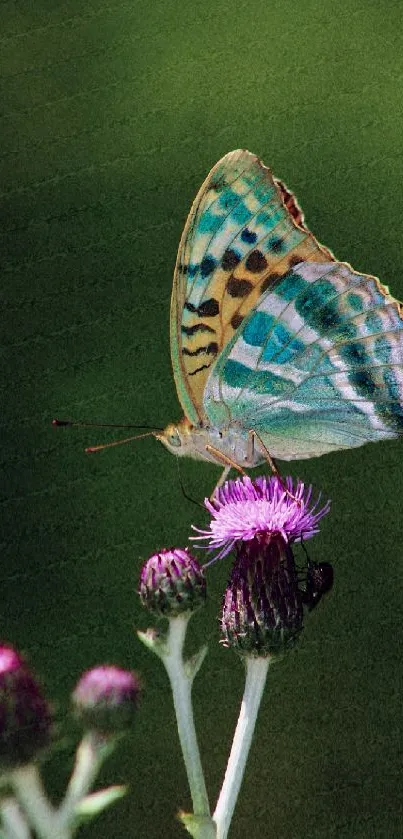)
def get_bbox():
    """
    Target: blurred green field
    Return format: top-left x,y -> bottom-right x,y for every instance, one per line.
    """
1,2 -> 402,837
